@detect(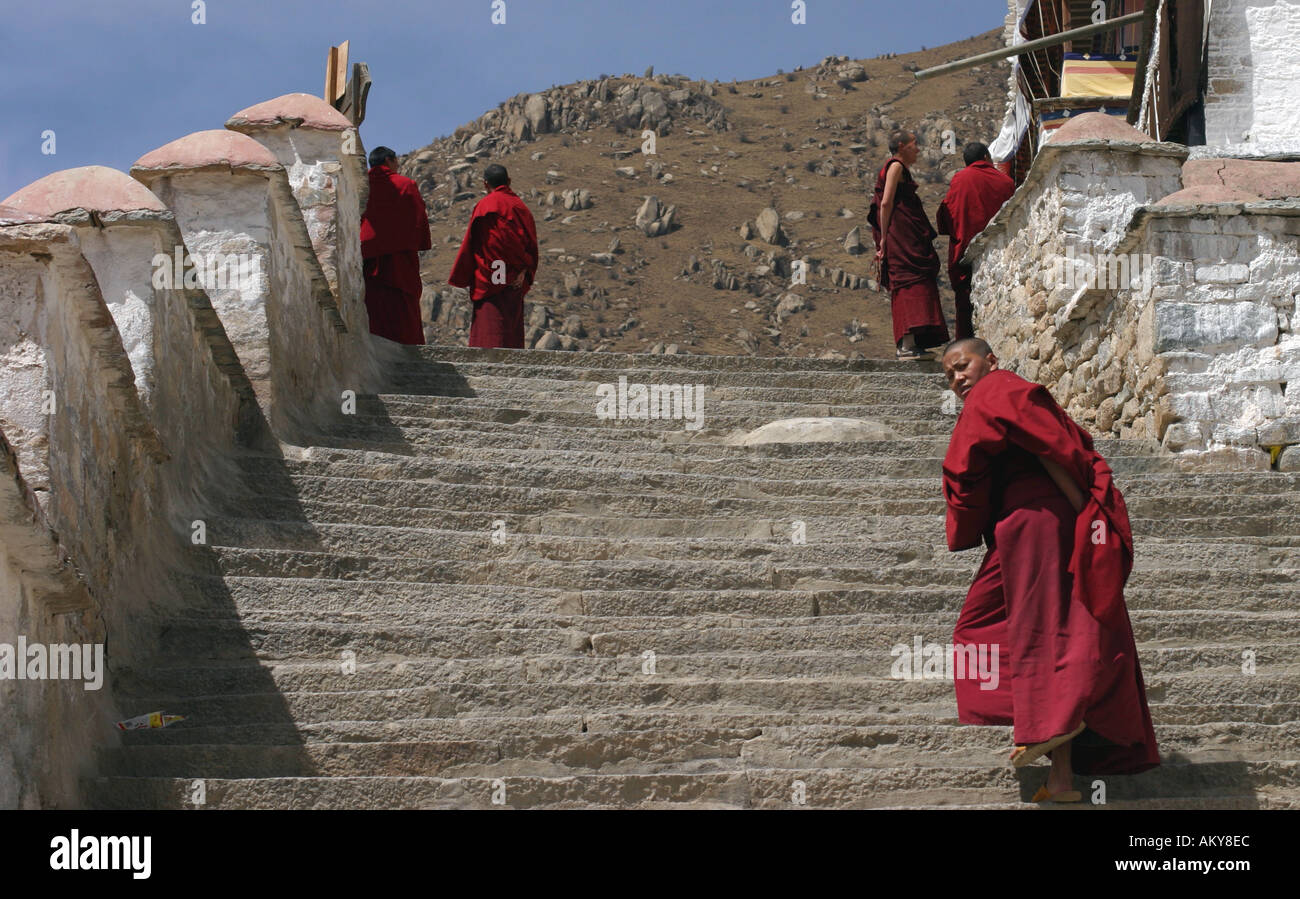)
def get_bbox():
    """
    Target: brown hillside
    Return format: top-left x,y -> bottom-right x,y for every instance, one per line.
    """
402,28 -> 1010,359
